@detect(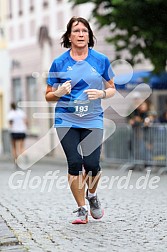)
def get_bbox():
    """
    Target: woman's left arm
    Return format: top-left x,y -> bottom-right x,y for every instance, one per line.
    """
103,78 -> 116,98
84,78 -> 116,100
